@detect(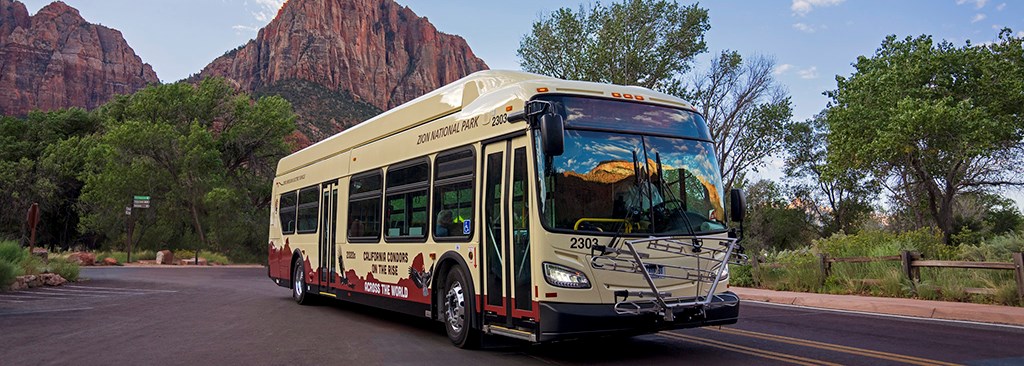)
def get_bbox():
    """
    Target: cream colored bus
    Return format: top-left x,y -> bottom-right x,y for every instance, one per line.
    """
268,70 -> 748,348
